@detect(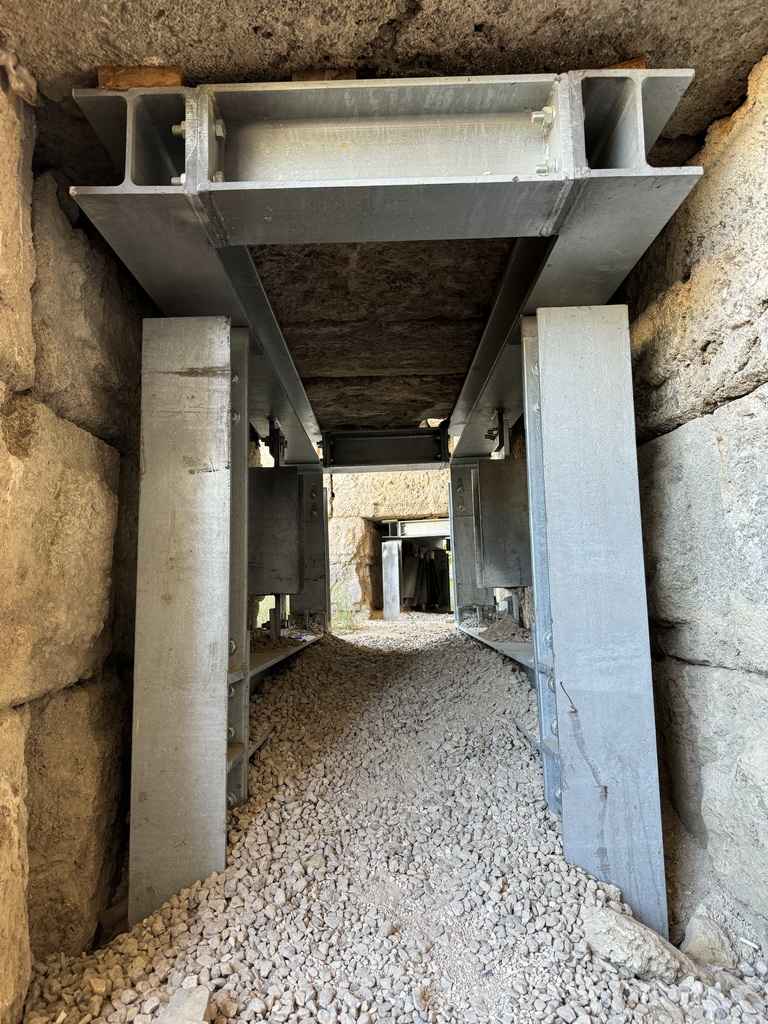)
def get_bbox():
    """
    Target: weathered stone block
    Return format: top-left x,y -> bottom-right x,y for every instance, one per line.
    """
329,517 -> 381,613
639,384 -> 768,674
30,172 -> 143,448
654,657 -> 768,943
25,674 -> 127,957
630,56 -> 768,438
330,470 -> 449,520
0,707 -> 31,1024
0,396 -> 119,707
0,82 -> 35,392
